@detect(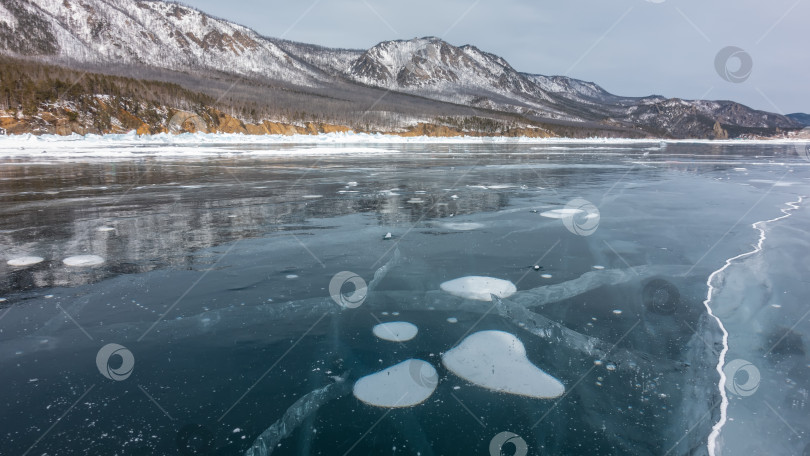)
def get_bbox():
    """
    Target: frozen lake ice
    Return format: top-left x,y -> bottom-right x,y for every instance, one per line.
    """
0,140 -> 808,455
